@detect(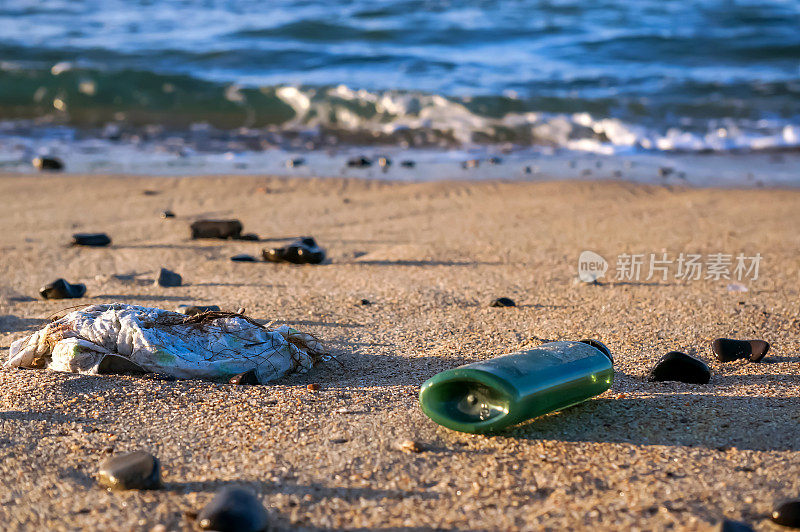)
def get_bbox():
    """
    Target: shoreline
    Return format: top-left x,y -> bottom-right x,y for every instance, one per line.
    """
1,174 -> 799,530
